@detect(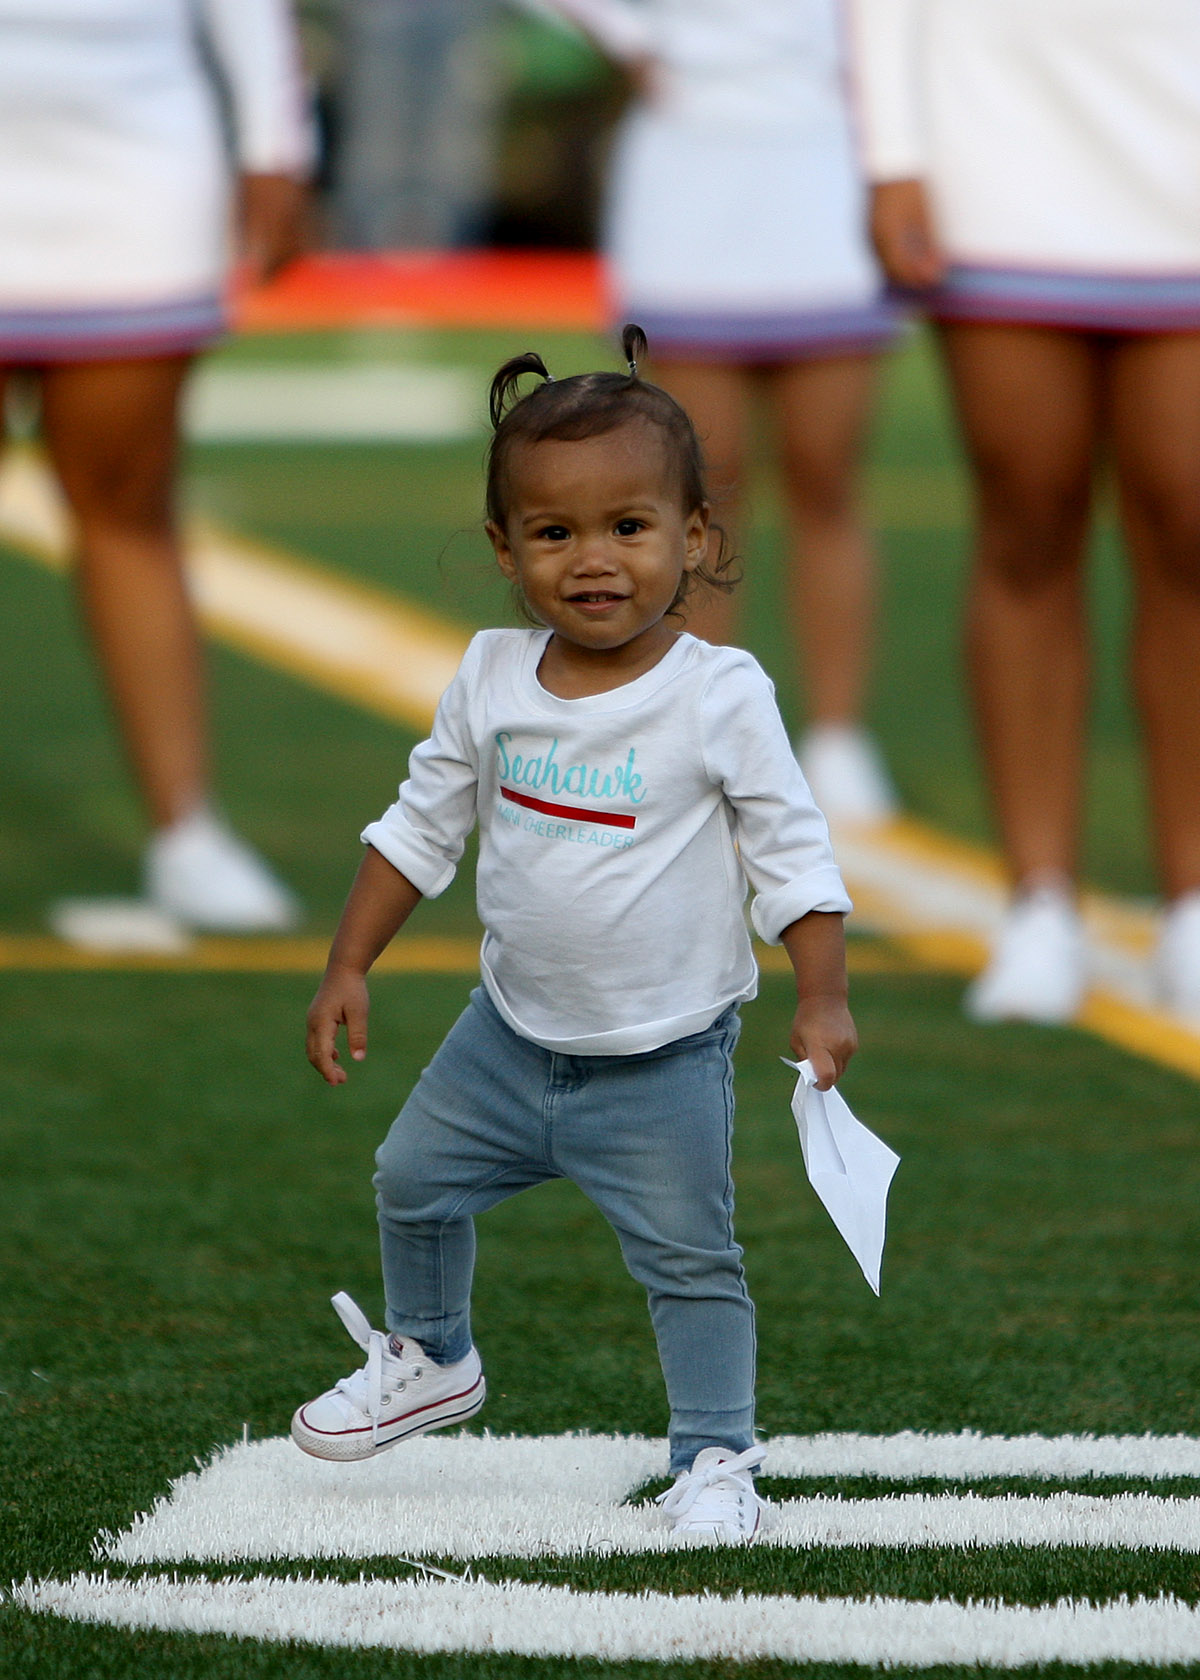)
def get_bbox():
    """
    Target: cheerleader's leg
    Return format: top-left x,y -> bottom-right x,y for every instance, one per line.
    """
651,359 -> 751,645
39,355 -> 298,930
40,354 -> 205,830
1109,329 -> 1200,902
939,321 -> 1099,889
771,352 -> 882,729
